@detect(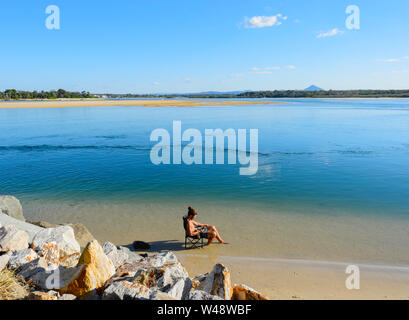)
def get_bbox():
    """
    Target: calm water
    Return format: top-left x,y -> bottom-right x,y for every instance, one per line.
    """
1,99 -> 409,264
